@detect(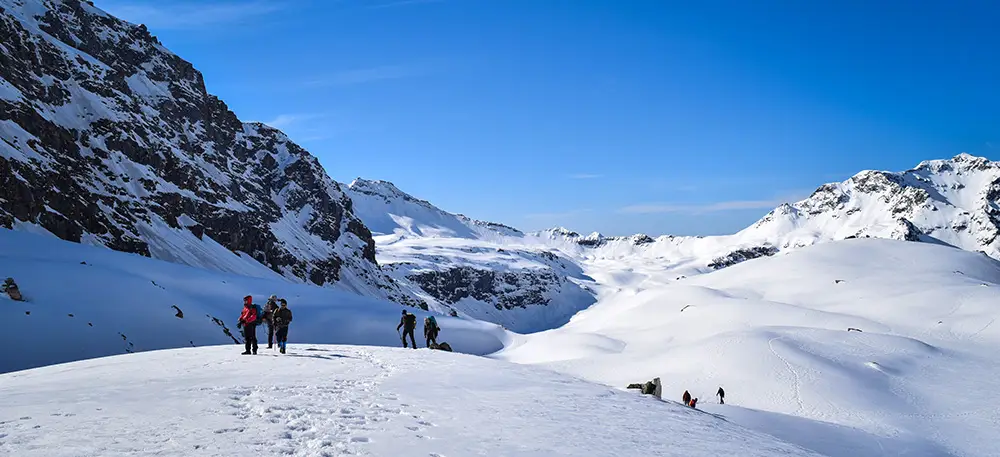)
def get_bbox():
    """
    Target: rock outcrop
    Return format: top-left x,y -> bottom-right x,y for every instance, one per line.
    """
0,0 -> 417,305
